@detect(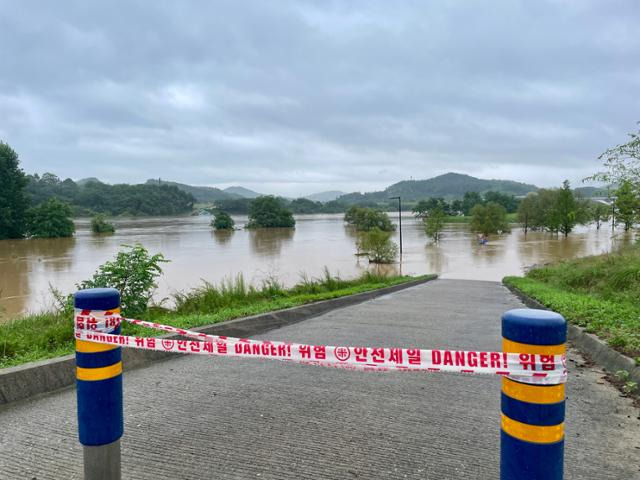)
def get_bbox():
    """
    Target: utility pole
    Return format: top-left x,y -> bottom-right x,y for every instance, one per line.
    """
389,196 -> 402,255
